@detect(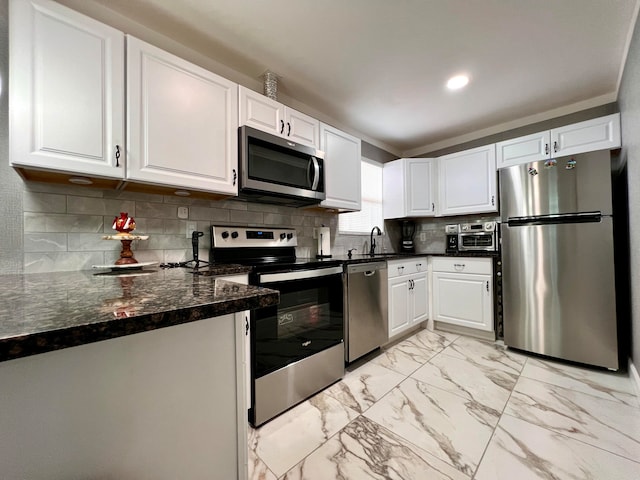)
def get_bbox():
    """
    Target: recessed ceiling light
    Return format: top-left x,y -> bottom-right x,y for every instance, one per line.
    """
174,190 -> 190,197
68,176 -> 93,185
446,74 -> 469,90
